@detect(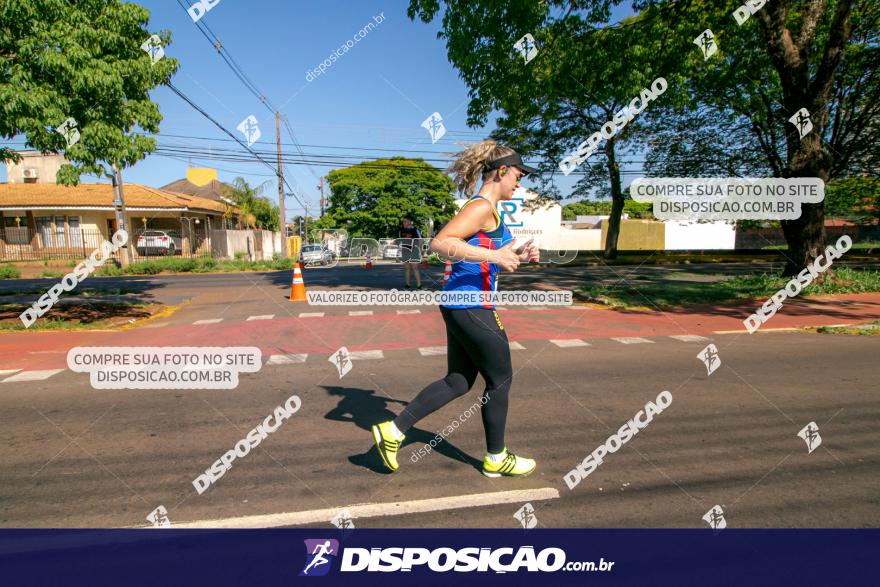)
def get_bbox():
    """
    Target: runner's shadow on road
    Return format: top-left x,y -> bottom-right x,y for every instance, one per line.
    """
322,386 -> 482,474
